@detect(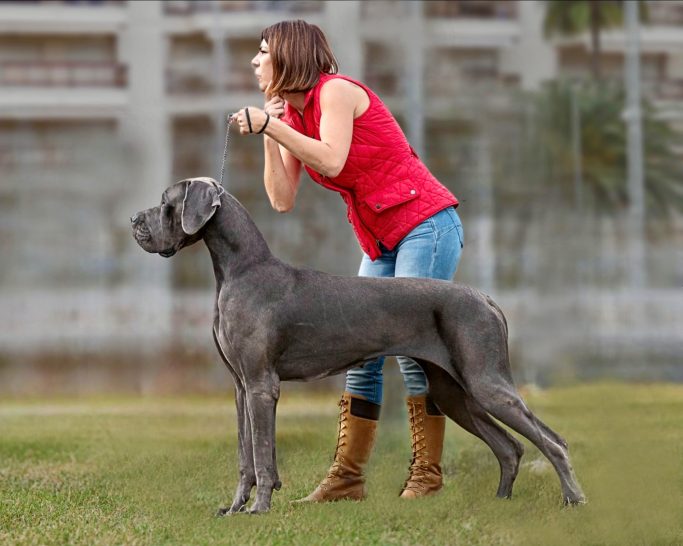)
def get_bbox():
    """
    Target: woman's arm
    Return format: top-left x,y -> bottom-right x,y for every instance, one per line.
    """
263,135 -> 302,213
260,95 -> 302,212
237,79 -> 357,180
